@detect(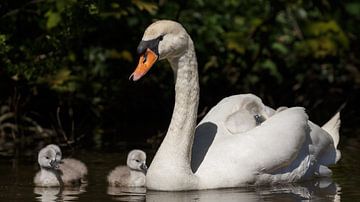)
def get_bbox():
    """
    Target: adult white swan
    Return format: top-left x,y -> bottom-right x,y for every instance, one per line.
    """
130,20 -> 341,191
